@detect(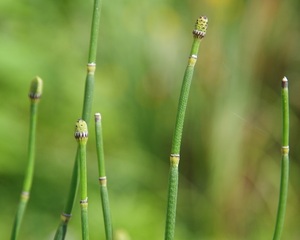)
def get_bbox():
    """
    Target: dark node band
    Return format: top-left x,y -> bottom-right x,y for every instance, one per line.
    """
192,29 -> 206,39
29,93 -> 42,99
80,198 -> 88,204
61,212 -> 72,222
74,131 -> 88,139
281,81 -> 288,88
62,212 -> 72,218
